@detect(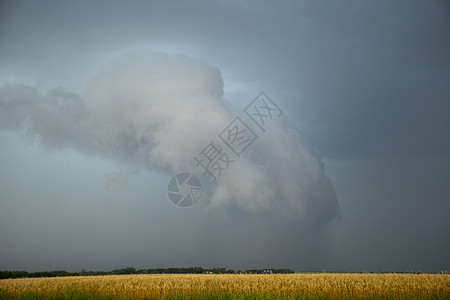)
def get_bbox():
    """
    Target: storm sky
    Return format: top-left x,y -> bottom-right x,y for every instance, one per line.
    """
0,0 -> 449,273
